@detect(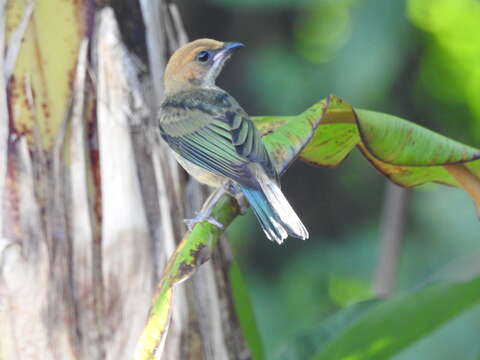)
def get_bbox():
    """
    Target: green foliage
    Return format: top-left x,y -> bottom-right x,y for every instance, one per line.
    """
253,95 -> 480,193
408,0 -> 480,140
355,109 -> 479,166
132,1 -> 480,359
230,261 -> 266,360
294,0 -> 352,63
328,275 -> 373,307
313,277 -> 480,360
275,277 -> 480,360
209,1 -> 480,359
244,0 -> 412,114
140,93 -> 480,358
275,300 -> 381,360
236,212 -> 480,359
